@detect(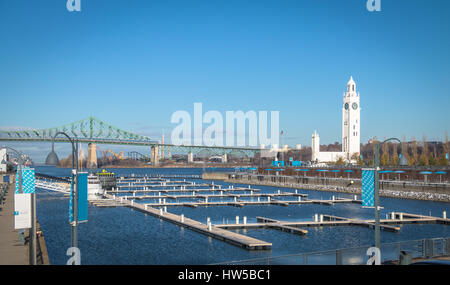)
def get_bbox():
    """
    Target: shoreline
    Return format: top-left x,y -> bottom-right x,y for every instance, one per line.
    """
229,179 -> 450,203
202,173 -> 450,203
39,164 -> 248,169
